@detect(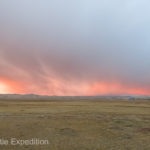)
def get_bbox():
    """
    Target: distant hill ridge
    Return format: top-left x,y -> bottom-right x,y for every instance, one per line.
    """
0,94 -> 150,100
